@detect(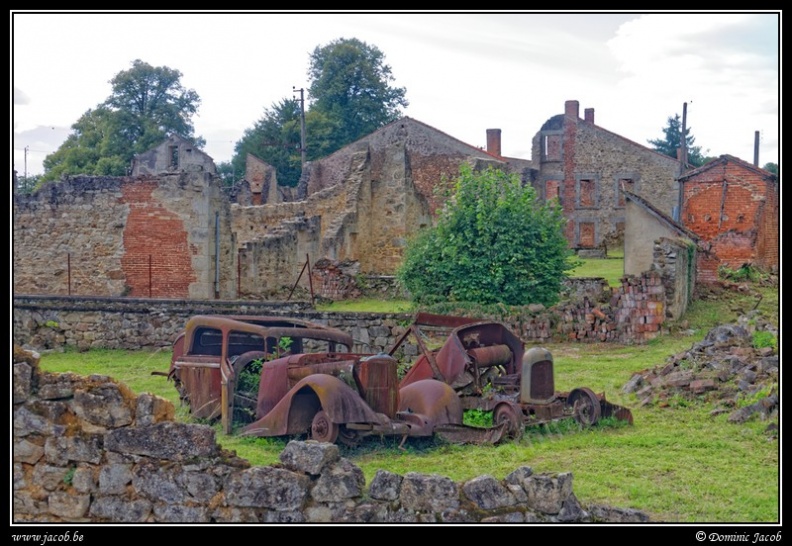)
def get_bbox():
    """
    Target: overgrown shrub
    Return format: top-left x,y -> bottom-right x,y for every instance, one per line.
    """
398,164 -> 577,306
